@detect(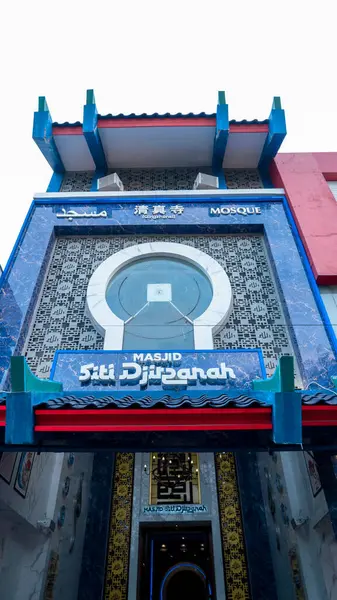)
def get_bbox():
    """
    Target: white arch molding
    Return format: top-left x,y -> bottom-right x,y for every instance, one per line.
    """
86,242 -> 232,350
